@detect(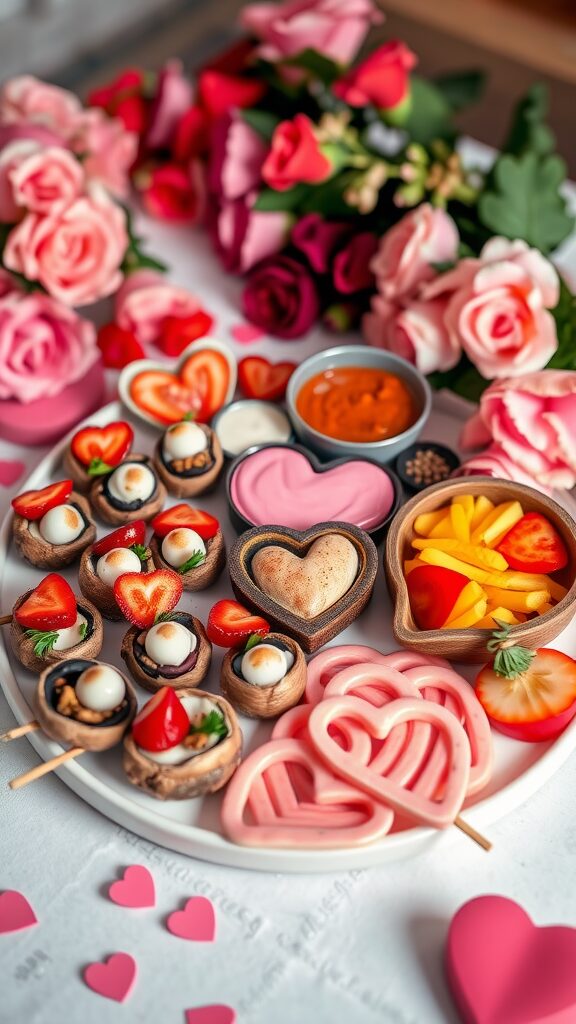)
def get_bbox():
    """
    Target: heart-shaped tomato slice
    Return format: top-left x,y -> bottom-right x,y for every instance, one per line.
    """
180,350 -> 231,421
130,370 -> 203,425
